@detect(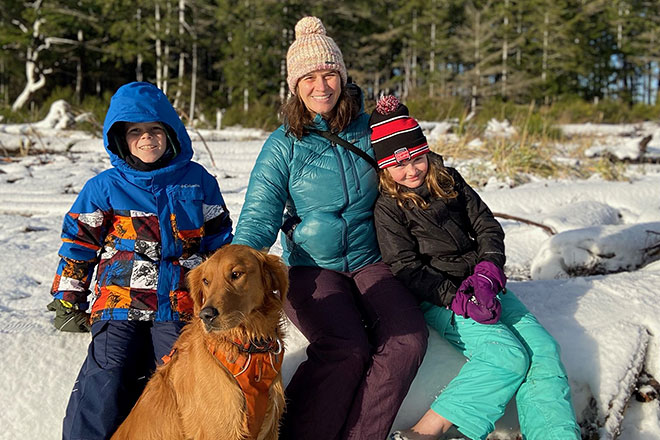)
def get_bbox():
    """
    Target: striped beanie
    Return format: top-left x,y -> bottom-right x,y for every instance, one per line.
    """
369,95 -> 430,169
286,16 -> 347,94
